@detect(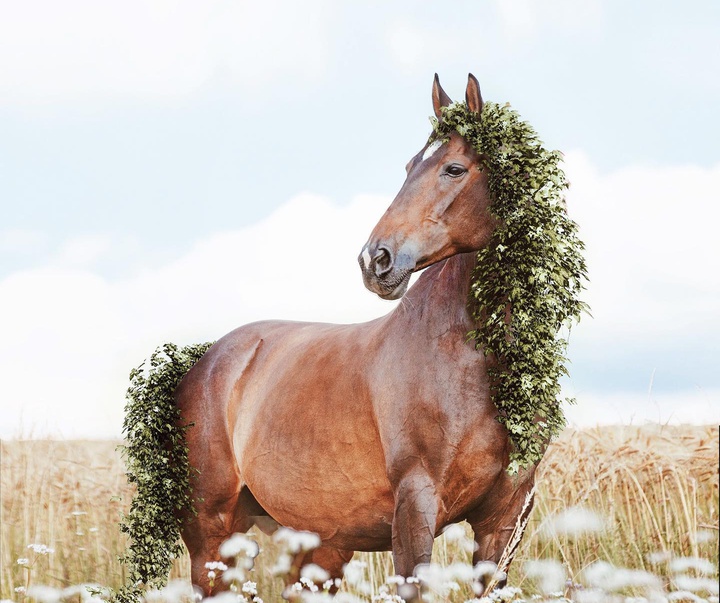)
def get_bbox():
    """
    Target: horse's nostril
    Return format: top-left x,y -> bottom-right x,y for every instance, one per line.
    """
373,247 -> 393,277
